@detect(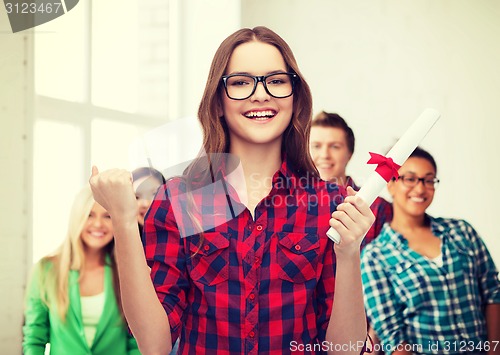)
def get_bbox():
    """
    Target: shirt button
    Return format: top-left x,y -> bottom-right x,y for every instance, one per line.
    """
249,293 -> 255,300
203,245 -> 210,251
256,225 -> 263,231
249,331 -> 255,338
294,245 -> 301,251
